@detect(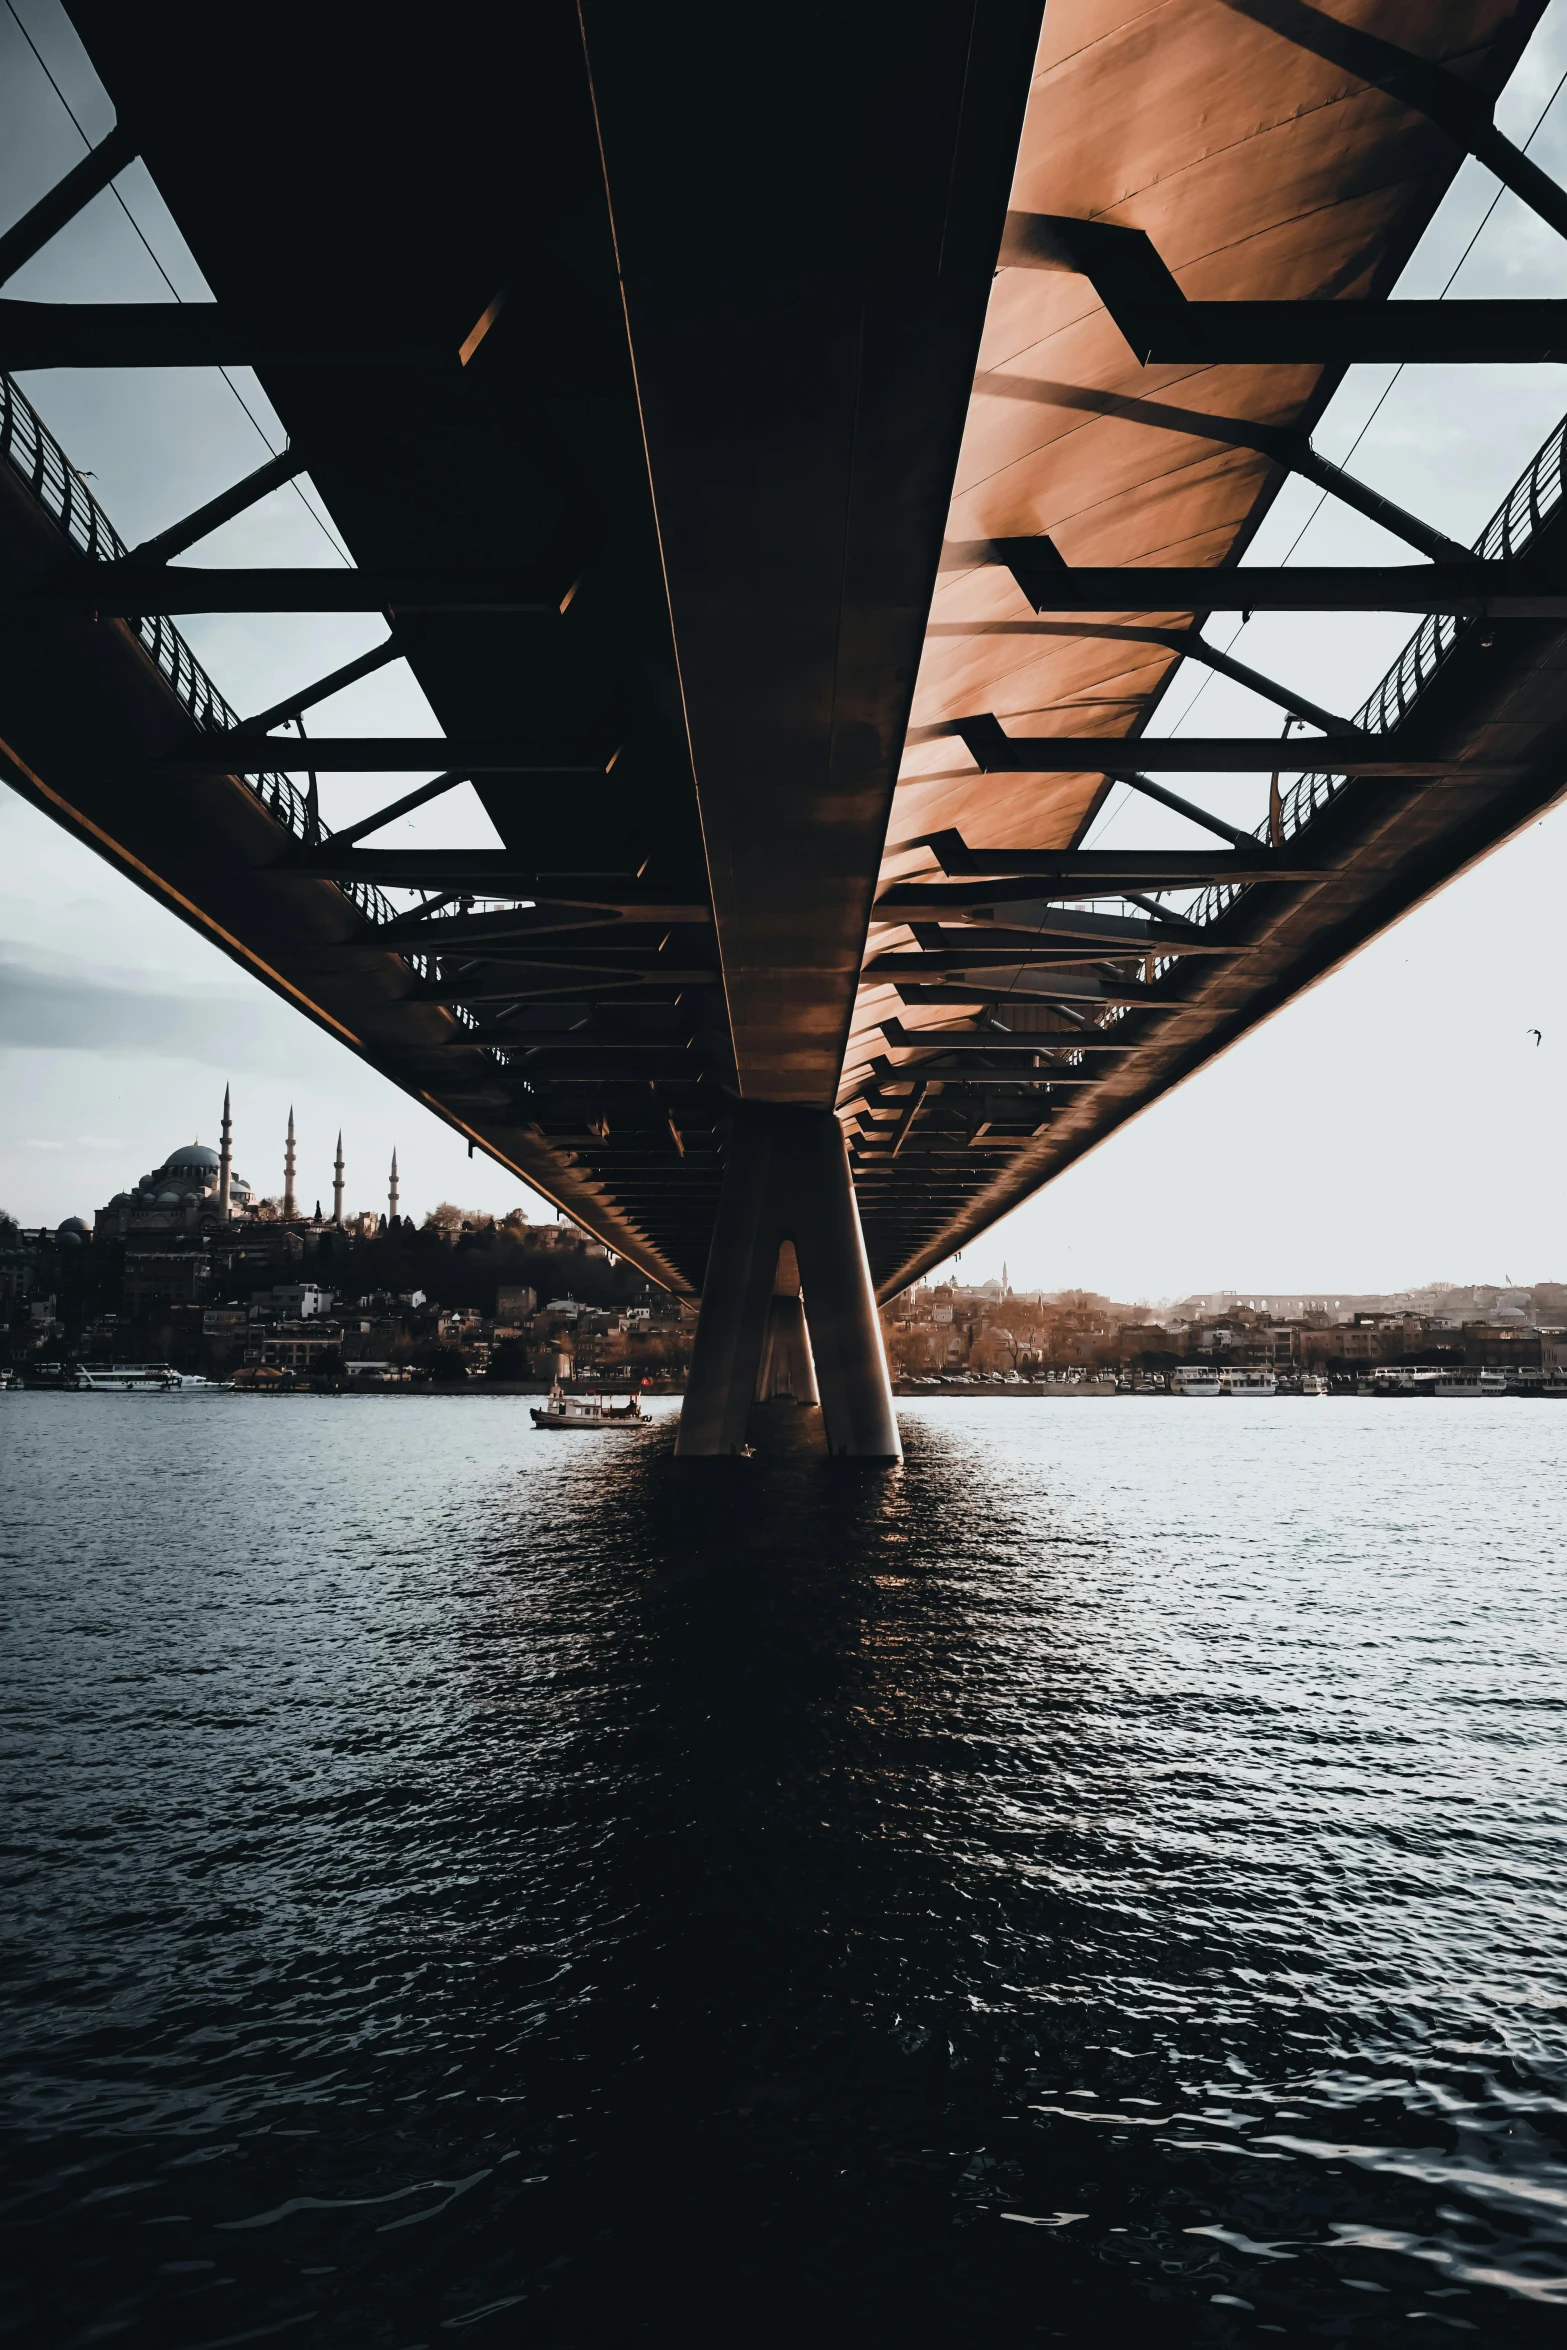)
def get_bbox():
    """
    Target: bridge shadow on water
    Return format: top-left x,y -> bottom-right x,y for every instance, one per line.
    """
441,1410 -> 1142,2348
